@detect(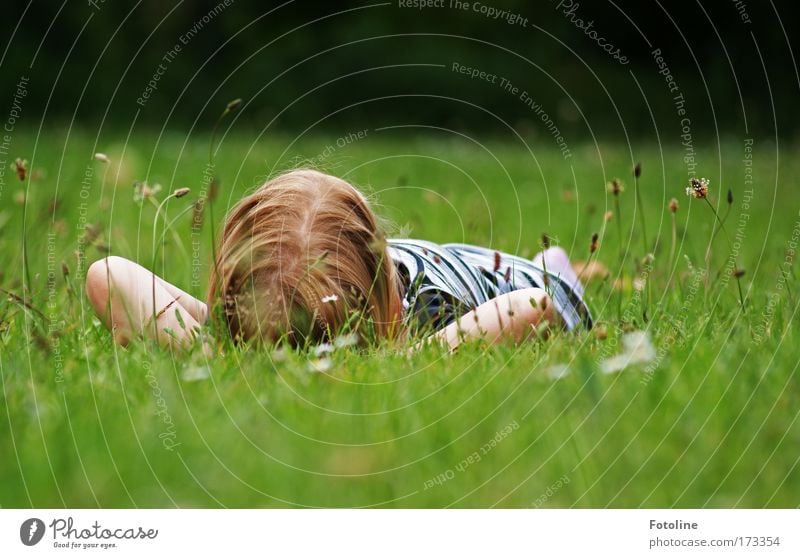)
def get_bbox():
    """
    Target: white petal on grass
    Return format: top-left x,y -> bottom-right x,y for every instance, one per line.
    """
601,331 -> 656,374
621,330 -> 655,357
545,363 -> 570,380
313,343 -> 334,357
321,294 -> 338,303
271,348 -> 288,362
181,365 -> 211,382
334,333 -> 359,348
307,358 -> 332,373
94,153 -> 110,163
